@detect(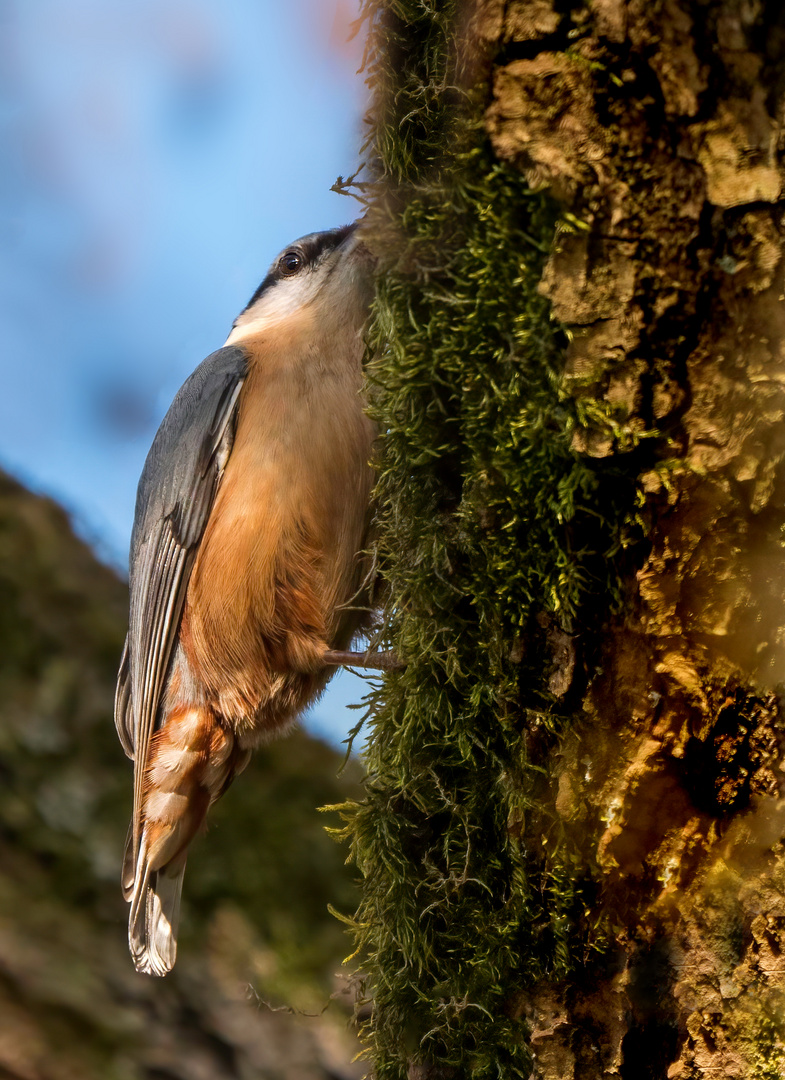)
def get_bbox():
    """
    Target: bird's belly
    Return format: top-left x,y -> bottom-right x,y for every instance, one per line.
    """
181,395 -> 374,737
